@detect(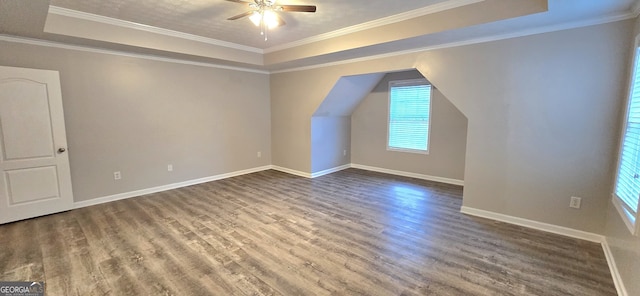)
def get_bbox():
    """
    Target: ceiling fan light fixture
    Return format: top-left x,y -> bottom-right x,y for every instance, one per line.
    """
225,0 -> 317,40
263,10 -> 279,29
249,10 -> 279,29
249,11 -> 261,26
